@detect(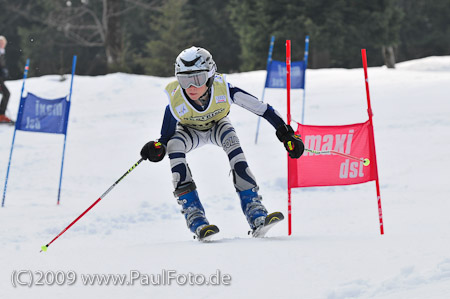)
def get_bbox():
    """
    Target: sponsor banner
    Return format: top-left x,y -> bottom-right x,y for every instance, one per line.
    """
266,60 -> 305,89
16,93 -> 70,135
289,120 -> 377,188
